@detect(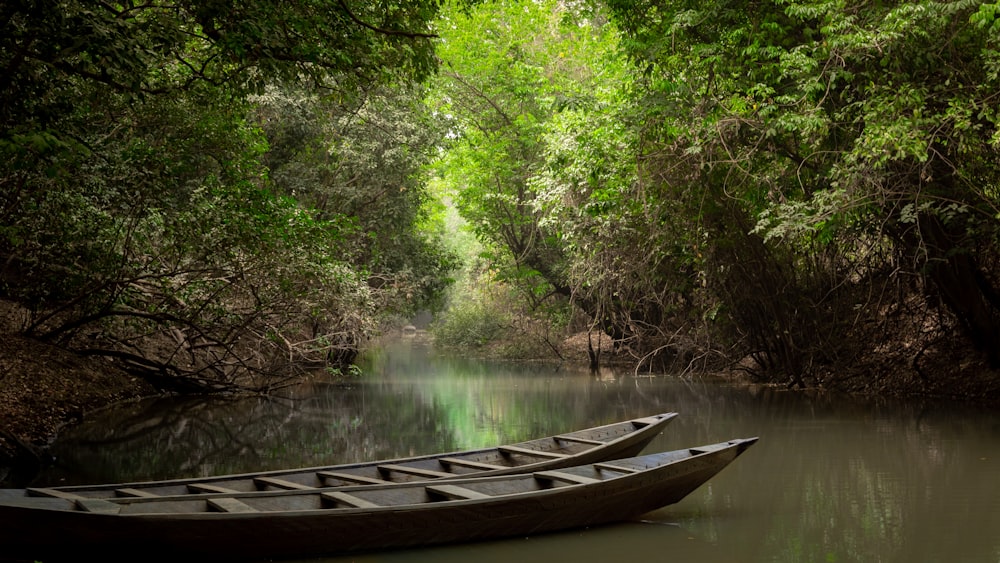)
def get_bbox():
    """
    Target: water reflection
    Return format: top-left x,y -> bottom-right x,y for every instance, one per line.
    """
37,342 -> 678,485
31,340 -> 1000,562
